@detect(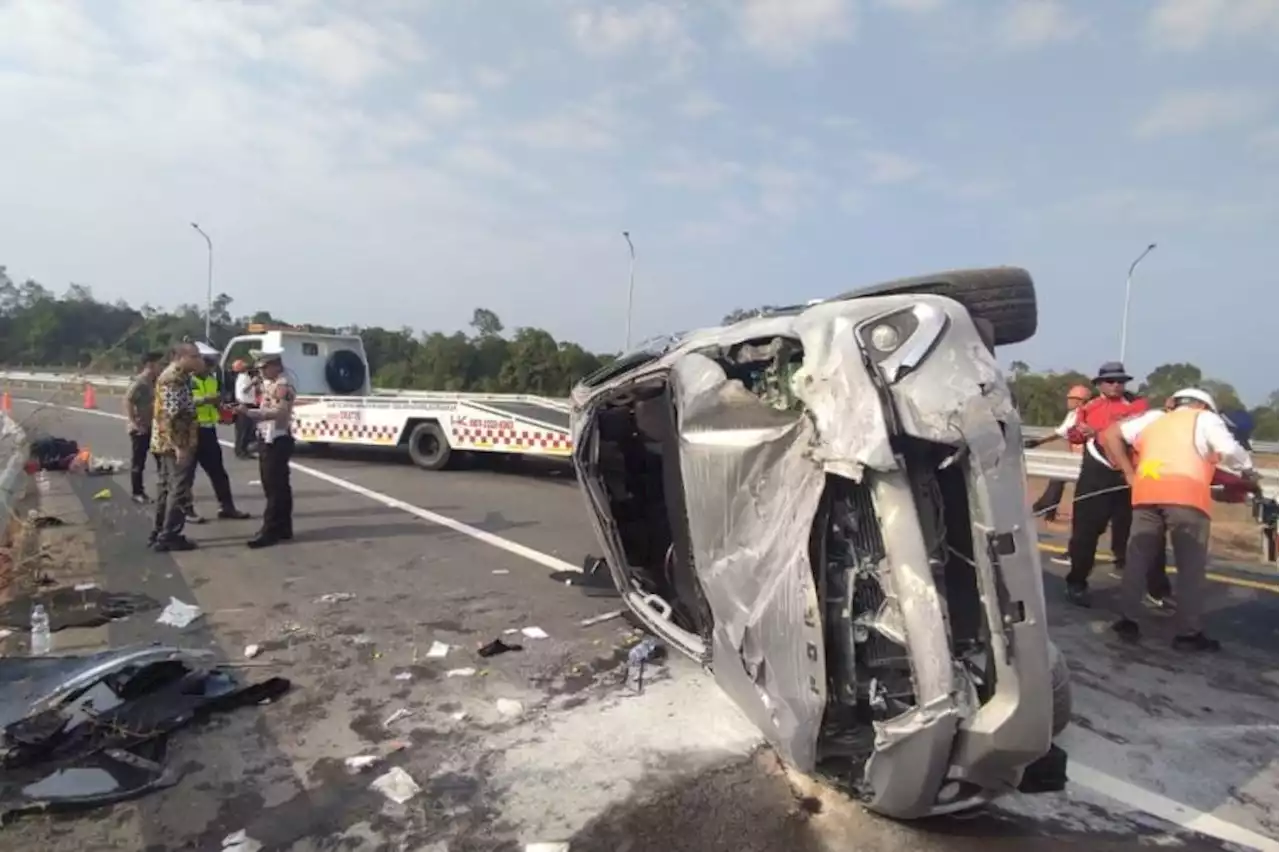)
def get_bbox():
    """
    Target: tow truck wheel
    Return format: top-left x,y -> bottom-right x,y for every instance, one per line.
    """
407,421 -> 452,471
